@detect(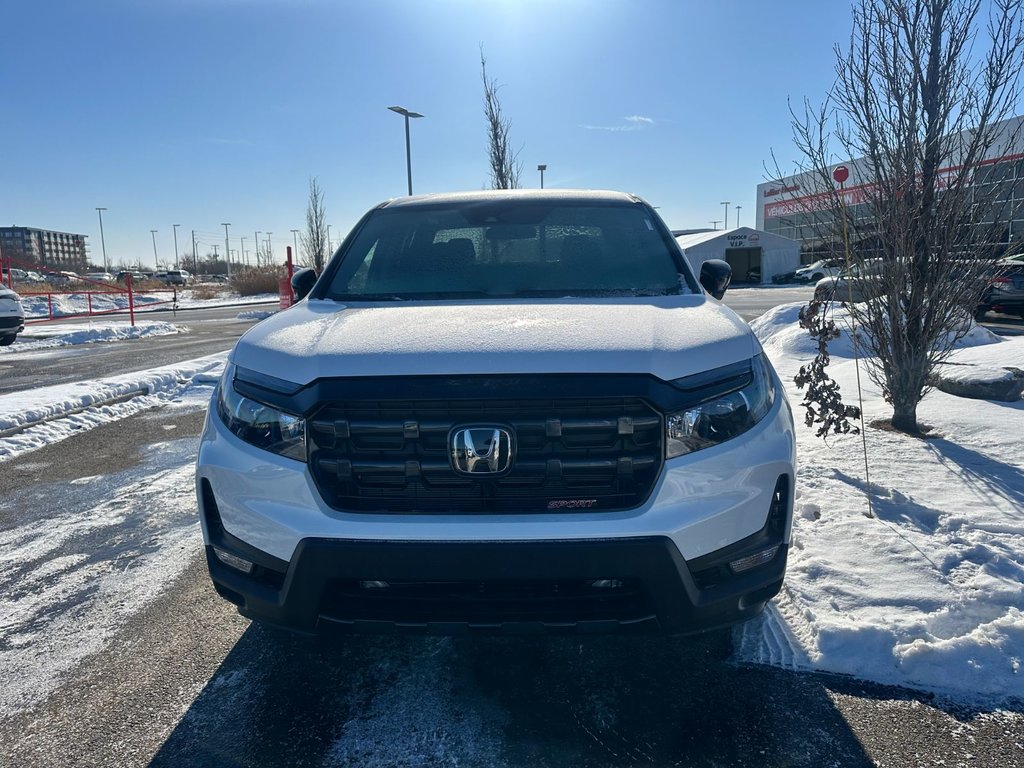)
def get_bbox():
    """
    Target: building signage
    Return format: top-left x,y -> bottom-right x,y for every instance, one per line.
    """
761,151 -> 1020,222
763,184 -> 801,198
